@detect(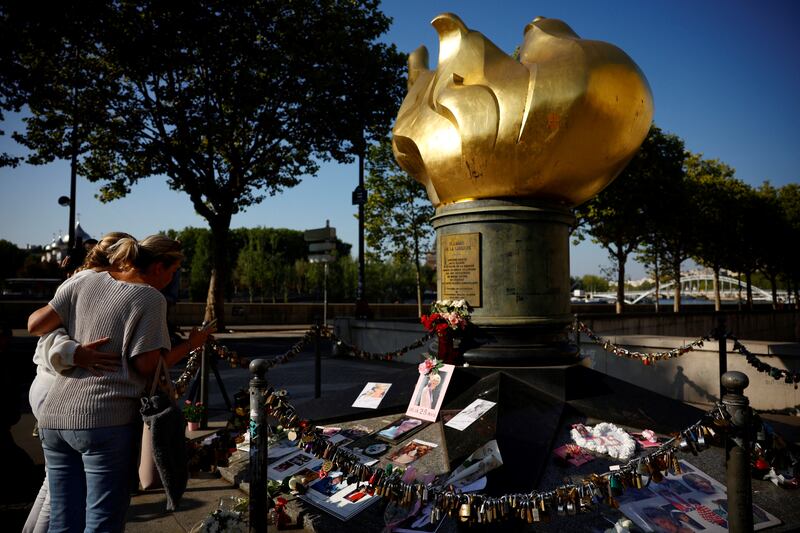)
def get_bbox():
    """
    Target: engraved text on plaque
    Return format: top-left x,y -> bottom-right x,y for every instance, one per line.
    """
441,233 -> 481,307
